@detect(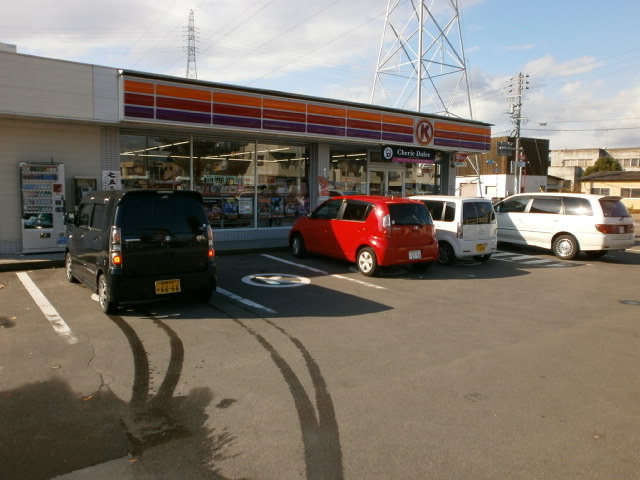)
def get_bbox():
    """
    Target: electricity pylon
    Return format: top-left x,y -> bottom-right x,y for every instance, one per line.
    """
186,9 -> 198,79
371,0 -> 472,118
